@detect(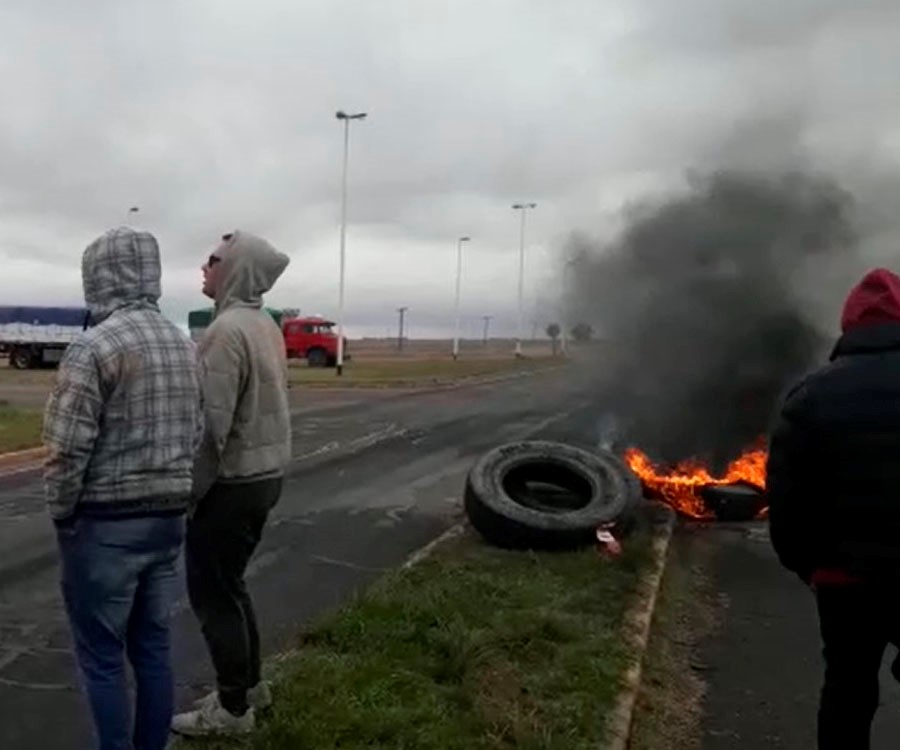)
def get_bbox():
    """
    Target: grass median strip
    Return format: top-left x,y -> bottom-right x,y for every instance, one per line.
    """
0,404 -> 43,453
182,527 -> 653,750
288,357 -> 562,388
